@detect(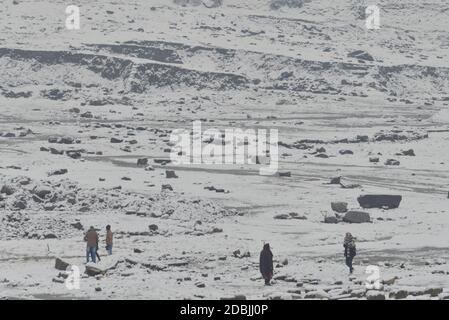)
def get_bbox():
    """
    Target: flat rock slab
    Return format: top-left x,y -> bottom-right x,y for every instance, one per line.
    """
357,194 -> 402,209
343,211 -> 371,223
